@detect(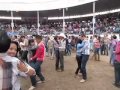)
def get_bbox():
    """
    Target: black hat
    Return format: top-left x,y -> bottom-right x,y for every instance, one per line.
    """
0,30 -> 11,53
